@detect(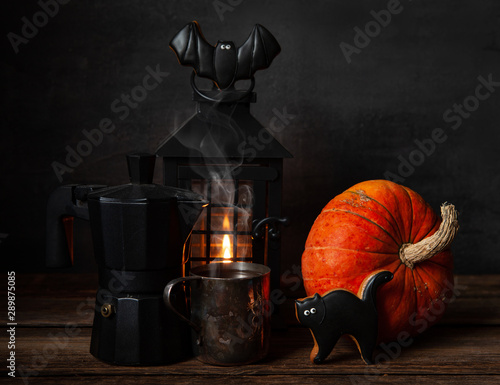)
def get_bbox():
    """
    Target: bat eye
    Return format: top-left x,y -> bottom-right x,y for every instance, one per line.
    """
304,310 -> 310,316
310,308 -> 317,314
